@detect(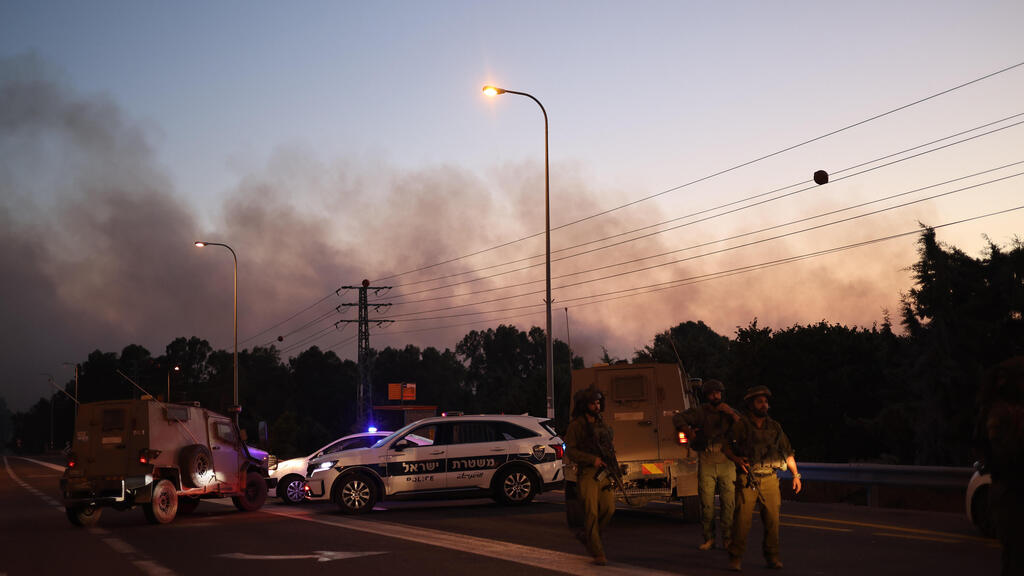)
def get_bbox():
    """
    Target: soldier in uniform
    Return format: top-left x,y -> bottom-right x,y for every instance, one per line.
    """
564,387 -> 617,565
976,357 -> 1024,576
673,379 -> 741,550
724,385 -> 802,571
